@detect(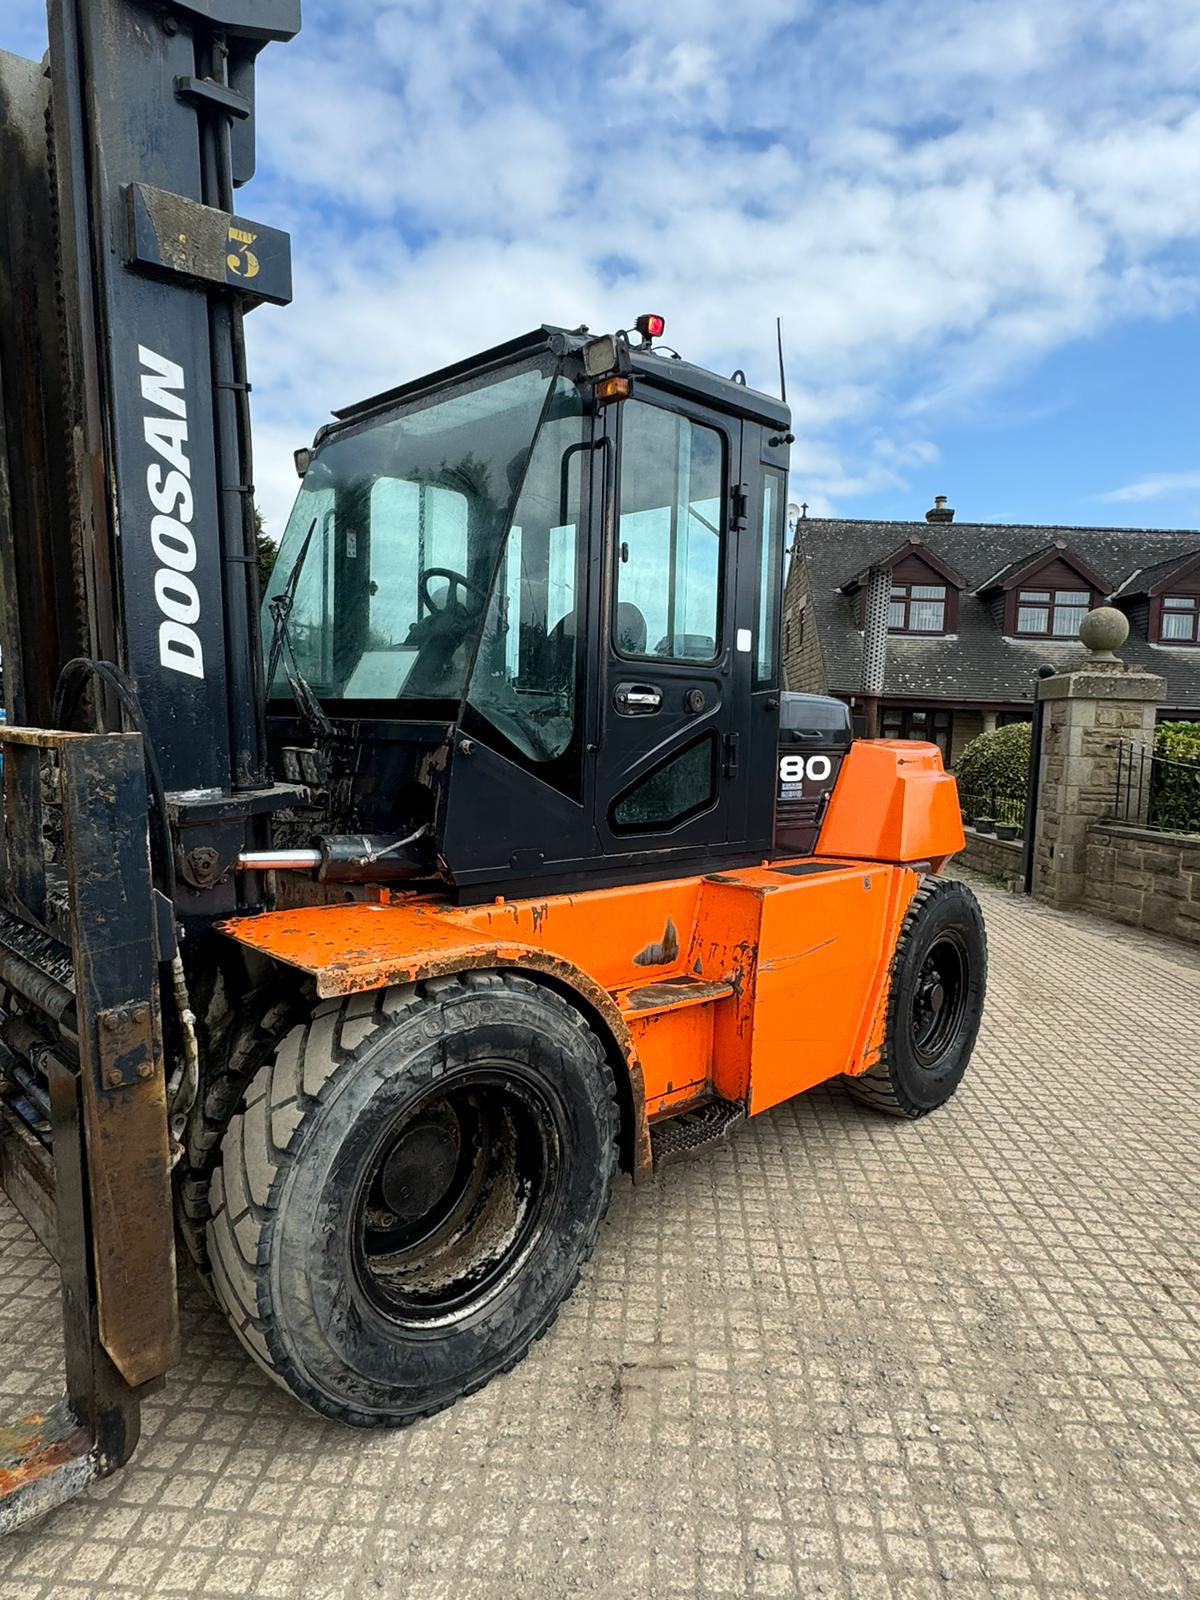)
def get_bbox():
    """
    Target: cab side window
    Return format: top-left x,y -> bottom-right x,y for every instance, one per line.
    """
755,469 -> 785,685
615,404 -> 724,663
